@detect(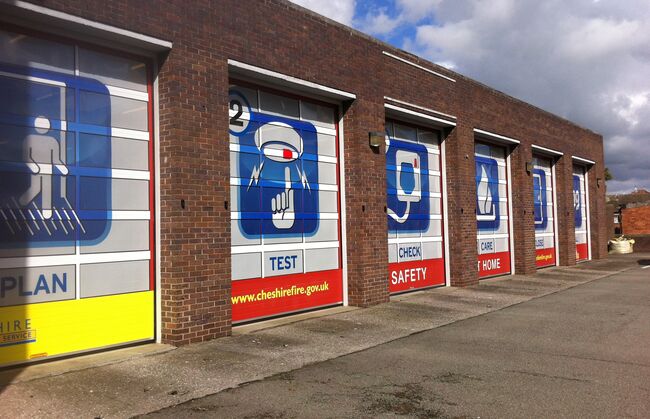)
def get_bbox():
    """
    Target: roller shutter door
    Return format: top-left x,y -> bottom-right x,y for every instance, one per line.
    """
533,156 -> 557,268
385,120 -> 445,293
229,84 -> 343,322
0,29 -> 154,366
573,165 -> 590,262
475,142 -> 511,278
